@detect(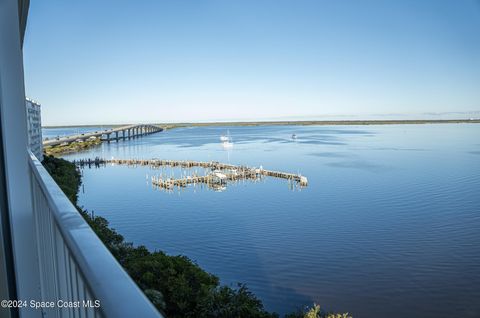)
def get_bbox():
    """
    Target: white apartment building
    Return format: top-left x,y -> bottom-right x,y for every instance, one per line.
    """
26,97 -> 43,161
